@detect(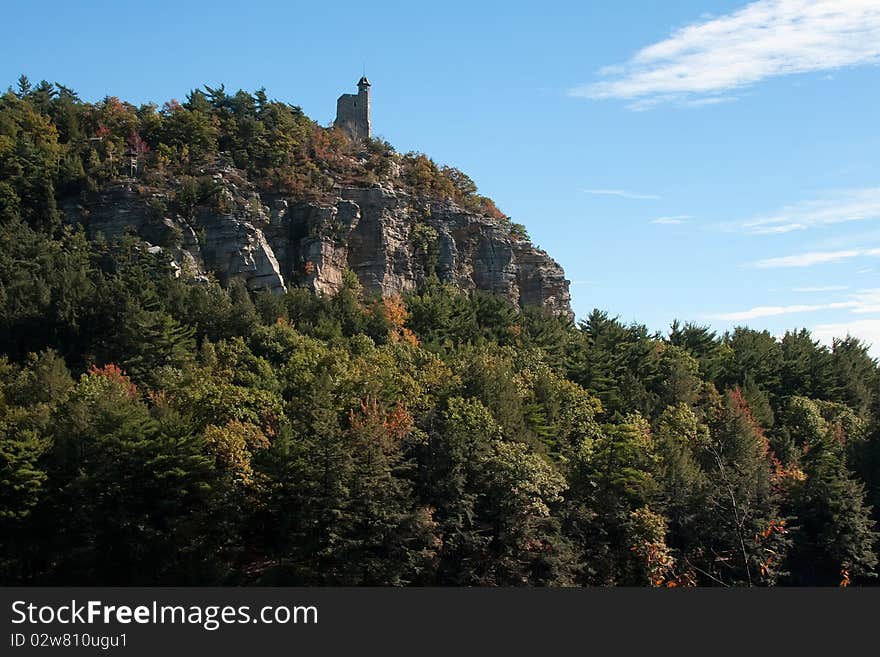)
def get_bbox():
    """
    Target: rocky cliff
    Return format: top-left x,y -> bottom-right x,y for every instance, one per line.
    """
70,164 -> 572,318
